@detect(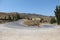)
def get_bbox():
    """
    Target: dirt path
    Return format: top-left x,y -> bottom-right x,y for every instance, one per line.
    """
0,23 -> 60,40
